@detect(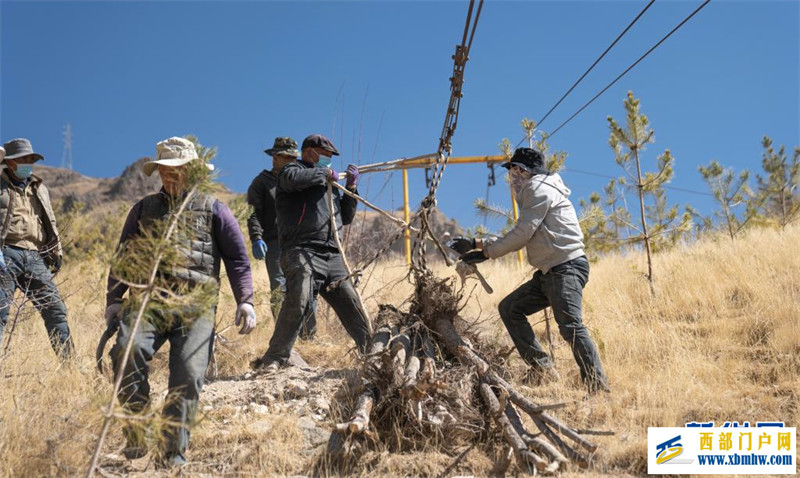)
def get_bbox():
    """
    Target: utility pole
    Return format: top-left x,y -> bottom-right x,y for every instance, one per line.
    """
61,124 -> 73,170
